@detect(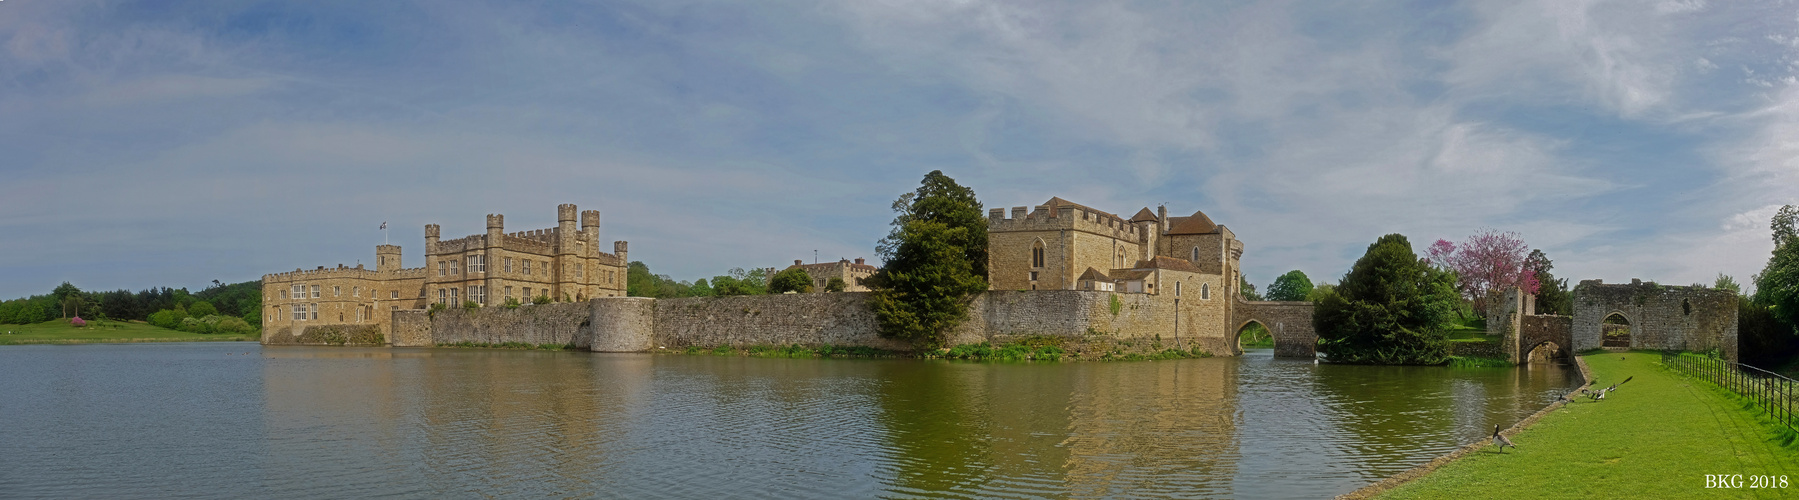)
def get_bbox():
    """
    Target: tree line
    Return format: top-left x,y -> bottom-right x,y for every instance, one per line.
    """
0,280 -> 263,334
